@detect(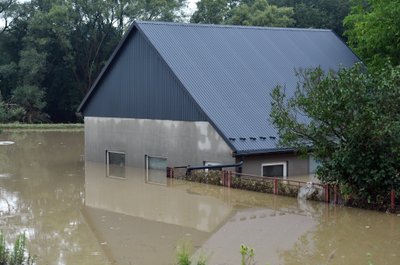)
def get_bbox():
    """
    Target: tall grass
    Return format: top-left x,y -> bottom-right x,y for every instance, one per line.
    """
0,123 -> 83,132
176,243 -> 207,265
0,232 -> 35,265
